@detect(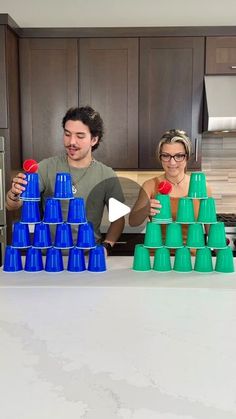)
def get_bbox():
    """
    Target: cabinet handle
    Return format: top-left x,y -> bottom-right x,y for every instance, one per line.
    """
230,66 -> 236,69
194,138 -> 198,162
